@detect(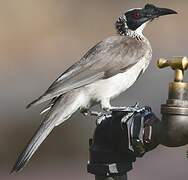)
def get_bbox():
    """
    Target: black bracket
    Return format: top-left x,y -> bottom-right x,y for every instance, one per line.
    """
87,108 -> 160,177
